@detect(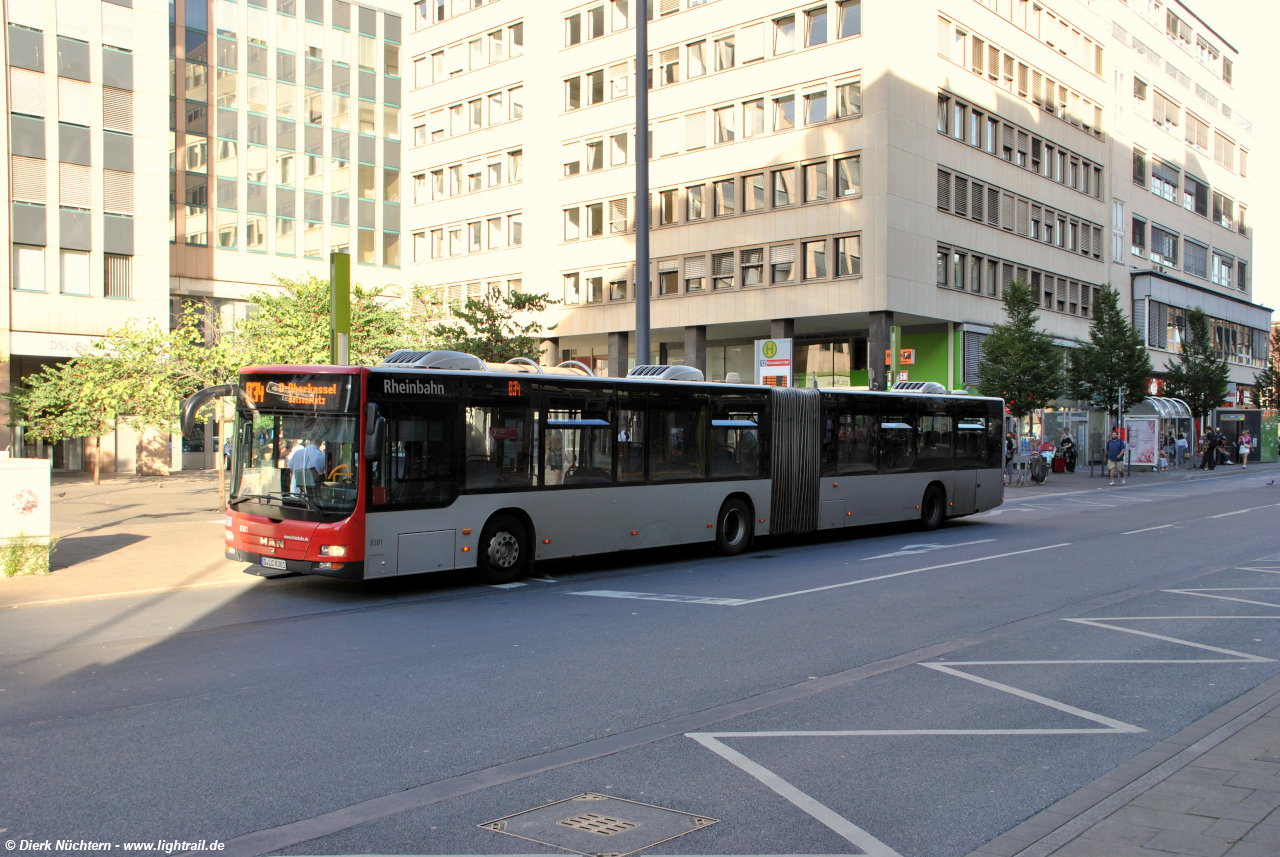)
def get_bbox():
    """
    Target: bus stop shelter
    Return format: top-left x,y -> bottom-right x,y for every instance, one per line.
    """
1125,397 -> 1193,469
